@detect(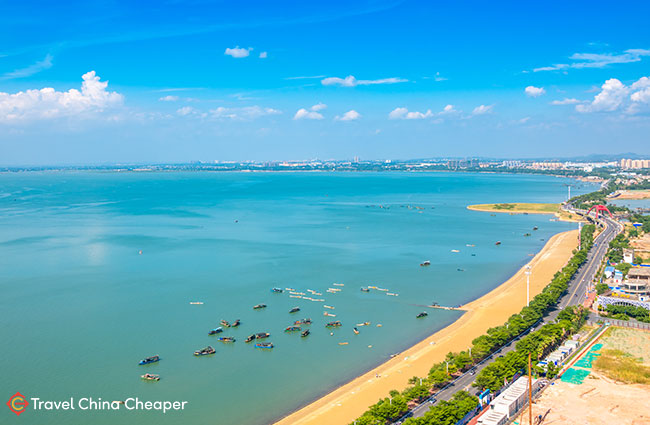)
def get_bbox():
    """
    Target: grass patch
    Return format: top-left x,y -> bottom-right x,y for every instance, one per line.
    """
593,348 -> 650,384
467,203 -> 560,214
